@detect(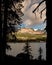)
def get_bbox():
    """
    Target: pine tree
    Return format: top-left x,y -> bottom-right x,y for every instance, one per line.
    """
23,40 -> 33,60
0,0 -> 24,63
38,47 -> 42,60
